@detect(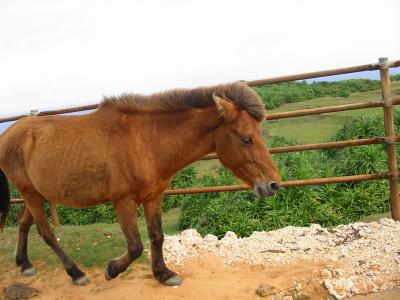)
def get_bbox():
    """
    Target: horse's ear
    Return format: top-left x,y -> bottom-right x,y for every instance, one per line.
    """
212,93 -> 239,122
